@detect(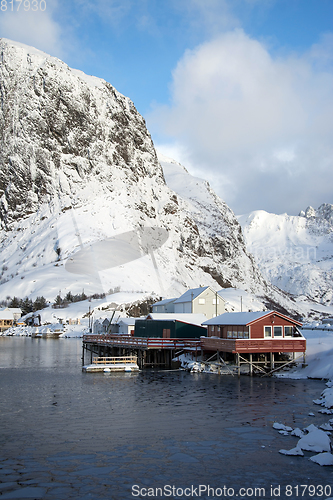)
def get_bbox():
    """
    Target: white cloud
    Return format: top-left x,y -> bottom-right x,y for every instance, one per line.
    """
0,5 -> 63,57
148,29 -> 333,215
